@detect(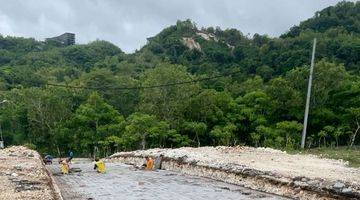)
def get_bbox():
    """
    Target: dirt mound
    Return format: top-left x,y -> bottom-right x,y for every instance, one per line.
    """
110,146 -> 360,199
0,146 -> 57,200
